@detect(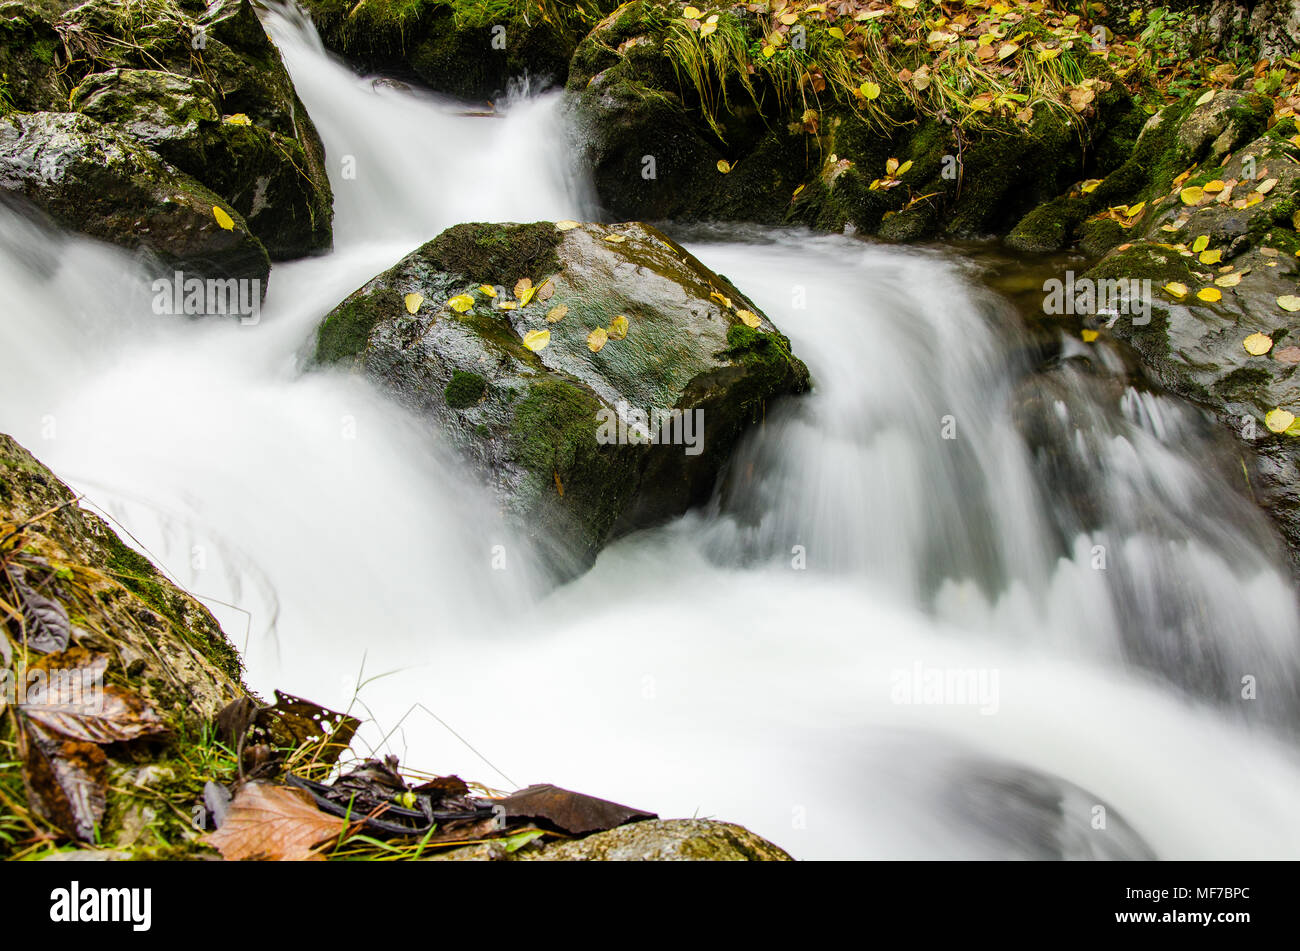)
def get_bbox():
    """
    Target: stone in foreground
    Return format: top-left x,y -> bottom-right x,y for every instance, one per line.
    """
434,818 -> 793,861
314,220 -> 810,577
